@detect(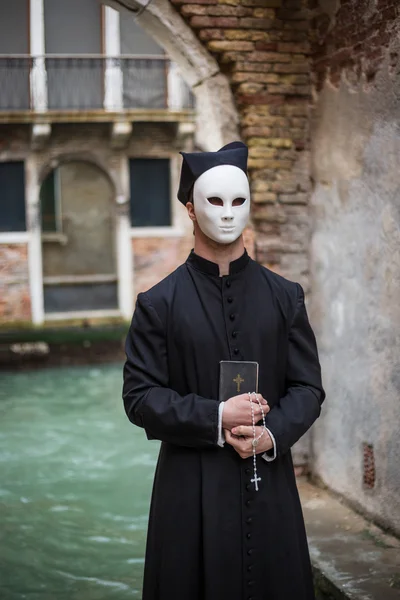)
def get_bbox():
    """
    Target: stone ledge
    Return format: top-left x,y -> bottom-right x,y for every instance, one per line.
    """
0,109 -> 196,124
298,480 -> 400,600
